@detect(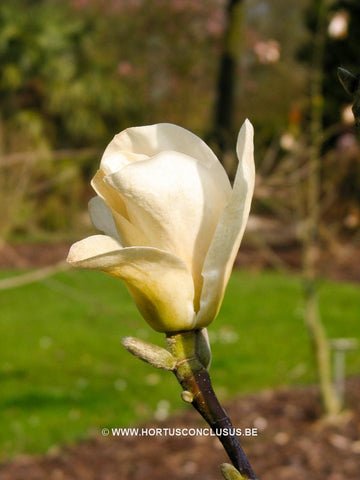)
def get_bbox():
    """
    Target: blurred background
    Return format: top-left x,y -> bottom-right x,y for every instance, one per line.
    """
0,0 -> 359,479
